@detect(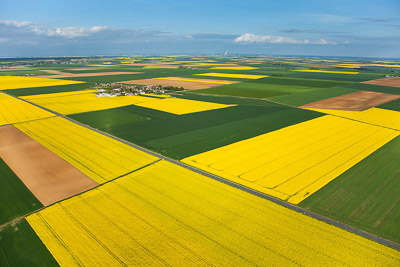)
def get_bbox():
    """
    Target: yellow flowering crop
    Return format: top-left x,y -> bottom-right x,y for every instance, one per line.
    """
307,107 -> 400,130
27,160 -> 400,266
22,91 -> 158,115
210,66 -> 259,70
15,117 -> 157,183
182,115 -> 398,203
143,93 -> 170,98
0,76 -> 84,90
292,70 -> 359,74
136,97 -> 235,115
86,64 -> 117,67
154,77 -> 234,84
0,93 -> 54,126
195,72 -> 267,79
